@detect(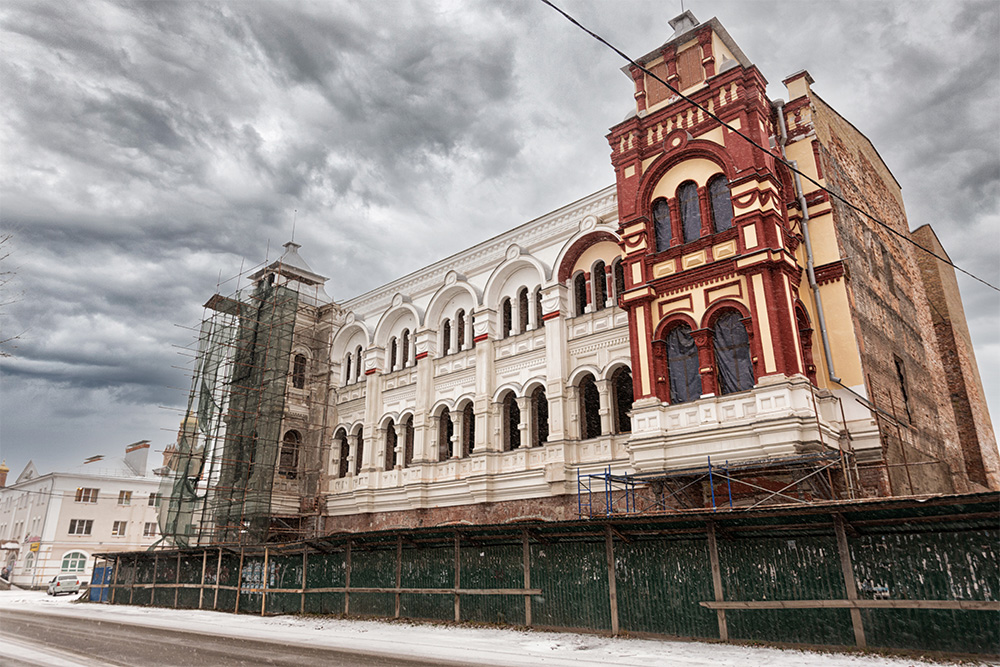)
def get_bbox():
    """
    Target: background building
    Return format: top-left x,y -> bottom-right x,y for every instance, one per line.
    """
157,12 -> 996,546
0,442 -> 162,588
